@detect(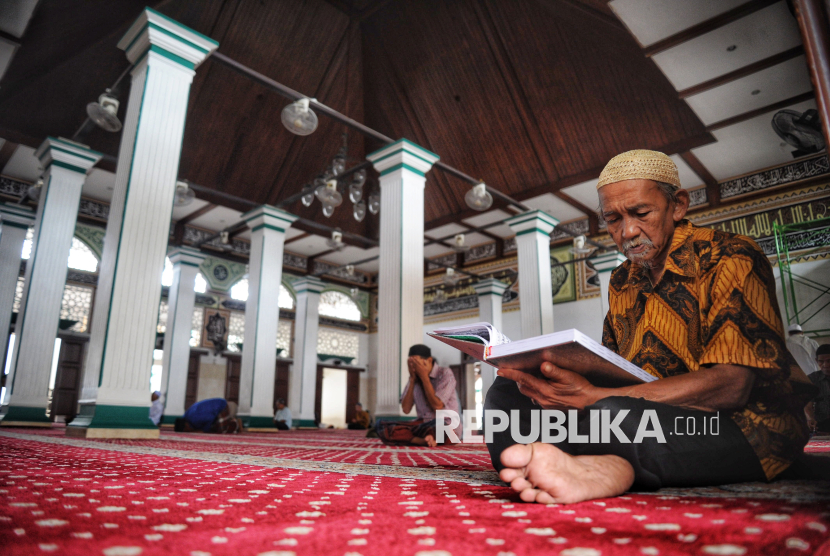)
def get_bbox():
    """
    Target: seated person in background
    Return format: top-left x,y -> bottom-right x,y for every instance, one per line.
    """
180,398 -> 241,433
488,150 -> 816,505
274,399 -> 292,430
806,344 -> 830,434
148,391 -> 164,426
348,402 -> 371,430
377,344 -> 462,447
788,324 -> 821,376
